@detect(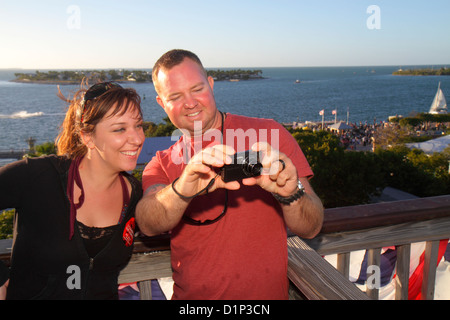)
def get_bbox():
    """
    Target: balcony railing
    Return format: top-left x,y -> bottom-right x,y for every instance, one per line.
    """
1,195 -> 449,300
